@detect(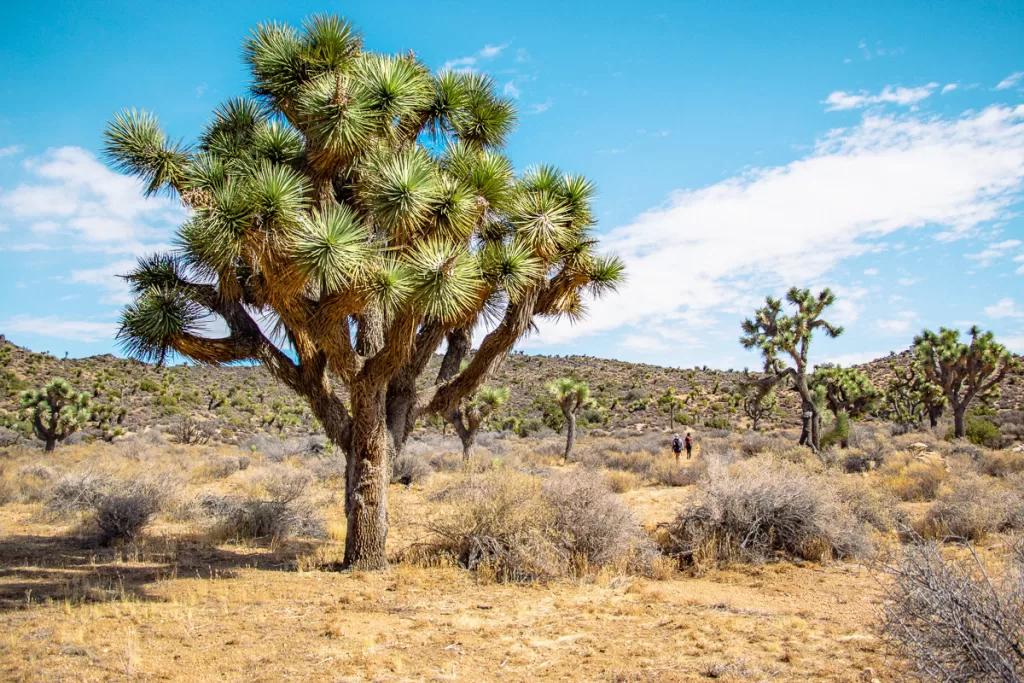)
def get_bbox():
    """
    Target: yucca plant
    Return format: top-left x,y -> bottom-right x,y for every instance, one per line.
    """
740,288 -> 843,452
448,385 -> 510,460
913,327 -> 1018,438
104,14 -> 623,569
547,378 -> 590,462
20,378 -> 91,451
